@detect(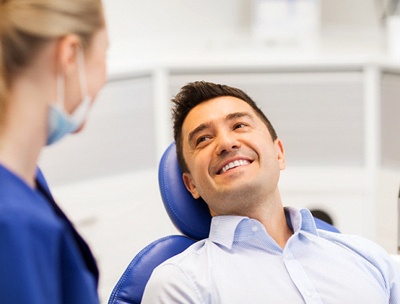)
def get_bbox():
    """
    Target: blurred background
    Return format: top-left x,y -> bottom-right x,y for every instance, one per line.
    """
37,0 -> 400,302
